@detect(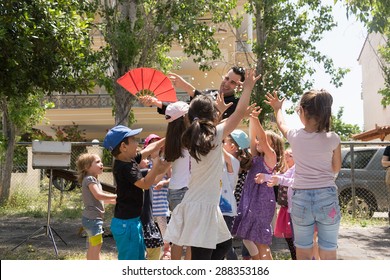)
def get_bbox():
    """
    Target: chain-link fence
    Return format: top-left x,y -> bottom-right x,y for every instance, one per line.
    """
337,141 -> 390,219
8,141 -> 390,220
10,142 -> 114,197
